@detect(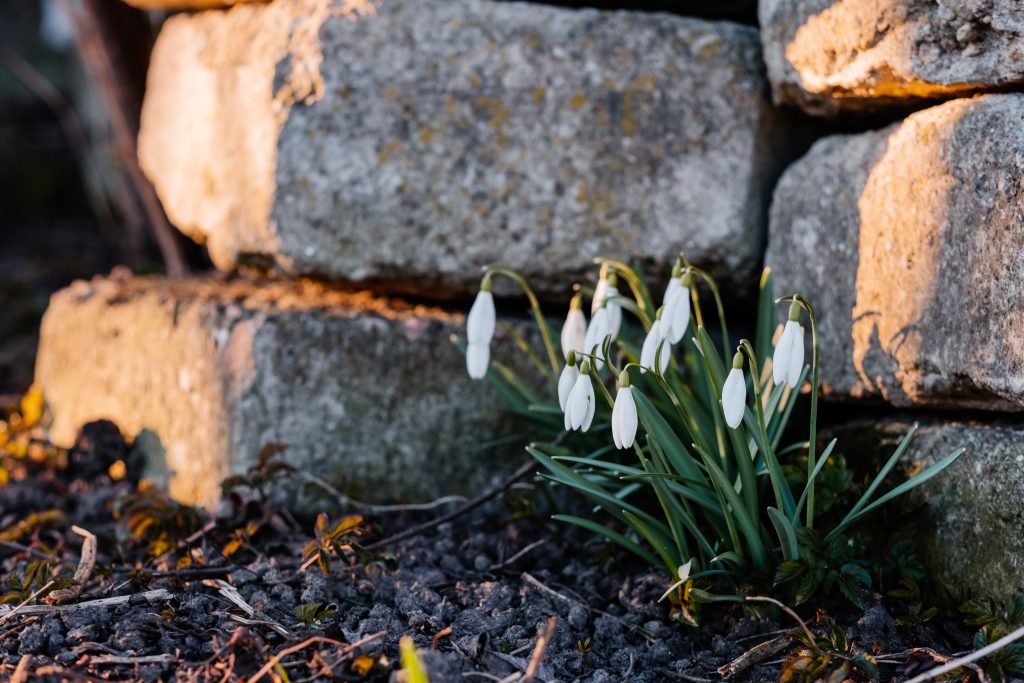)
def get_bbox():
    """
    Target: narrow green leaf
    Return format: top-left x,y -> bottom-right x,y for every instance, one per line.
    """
827,446 -> 965,542
849,425 -> 919,520
794,438 -> 837,520
552,514 -> 660,567
767,507 -> 799,561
